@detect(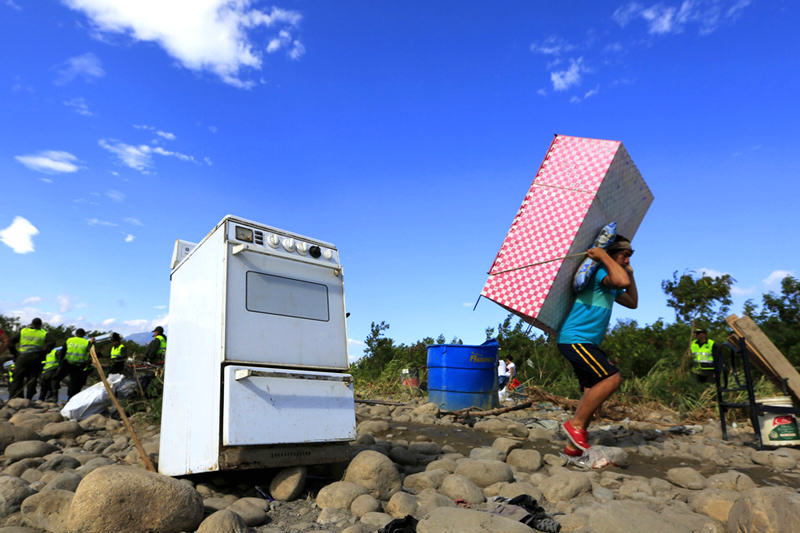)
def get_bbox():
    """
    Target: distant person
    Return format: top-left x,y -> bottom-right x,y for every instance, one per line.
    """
497,354 -> 509,390
557,236 -> 638,457
144,326 -> 167,363
0,327 -> 8,357
39,346 -> 62,401
52,328 -> 94,399
506,355 -> 516,380
691,329 -> 717,383
8,318 -> 48,399
107,332 -> 127,375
